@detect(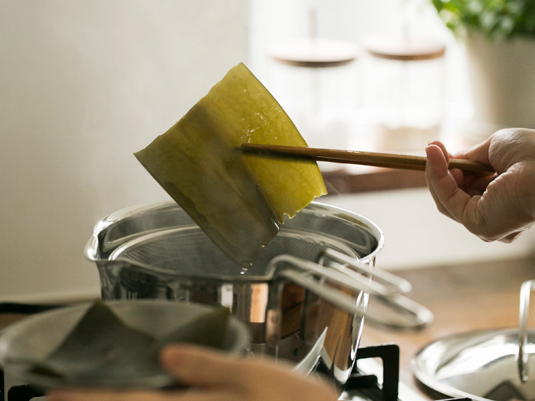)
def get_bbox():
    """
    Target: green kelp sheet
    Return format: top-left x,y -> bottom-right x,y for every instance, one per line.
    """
135,63 -> 327,267
28,302 -> 229,386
